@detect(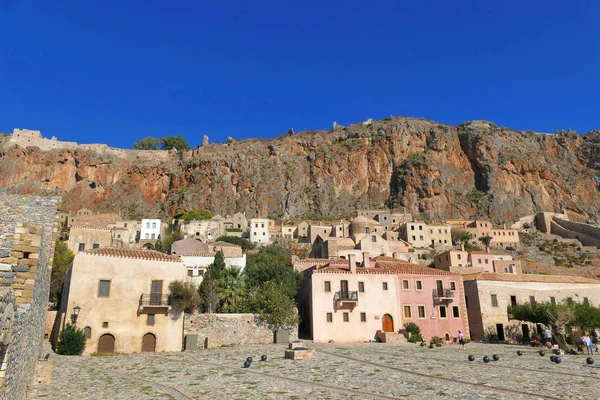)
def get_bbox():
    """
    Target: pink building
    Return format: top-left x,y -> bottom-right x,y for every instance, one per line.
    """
468,252 -> 495,273
298,255 -> 469,343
